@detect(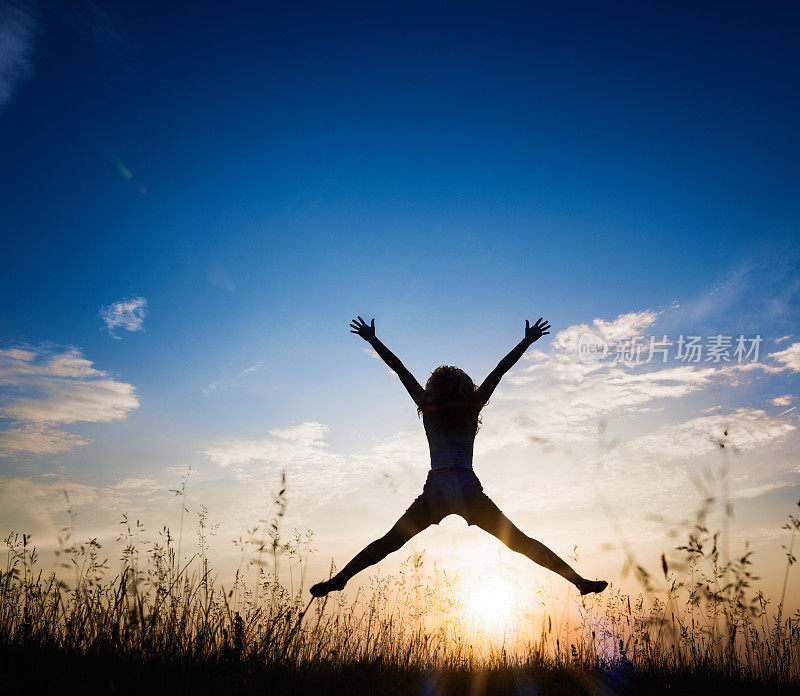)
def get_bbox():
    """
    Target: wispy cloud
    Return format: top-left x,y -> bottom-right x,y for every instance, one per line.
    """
0,0 -> 39,112
202,418 -> 433,512
203,362 -> 265,396
481,309 -> 800,452
202,421 -> 362,508
771,395 -> 795,407
0,424 -> 90,456
362,347 -> 380,361
362,346 -> 395,375
606,408 -> 795,466
100,296 -> 148,338
56,0 -> 129,59
473,310 -> 725,454
666,259 -> 800,330
203,421 -> 342,471
0,473 -> 167,543
730,481 -> 795,500
768,342 -> 800,373
0,346 -> 139,455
